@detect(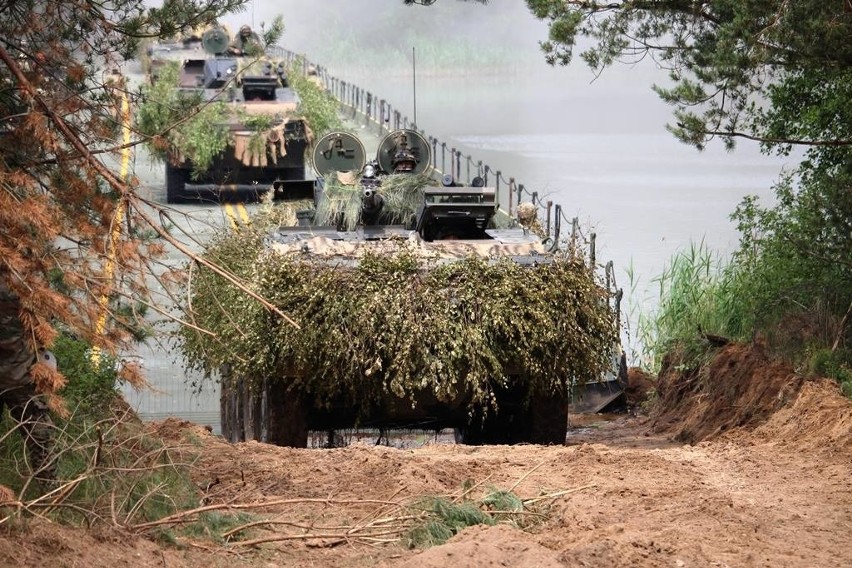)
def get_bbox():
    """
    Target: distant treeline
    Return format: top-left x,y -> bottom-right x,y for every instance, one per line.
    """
271,0 -> 543,74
